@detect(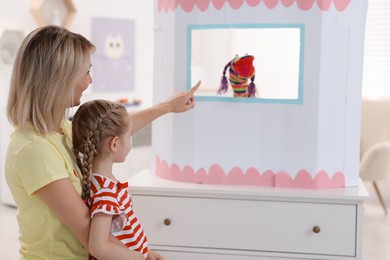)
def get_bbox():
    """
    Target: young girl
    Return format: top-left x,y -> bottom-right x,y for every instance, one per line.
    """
72,99 -> 163,260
